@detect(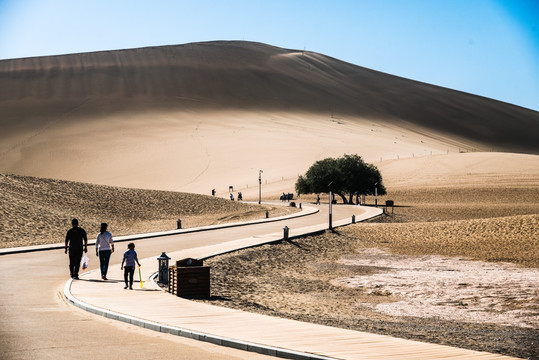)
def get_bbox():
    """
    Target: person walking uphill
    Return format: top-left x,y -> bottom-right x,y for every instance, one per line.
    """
95,223 -> 114,280
121,243 -> 140,290
65,218 -> 88,280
